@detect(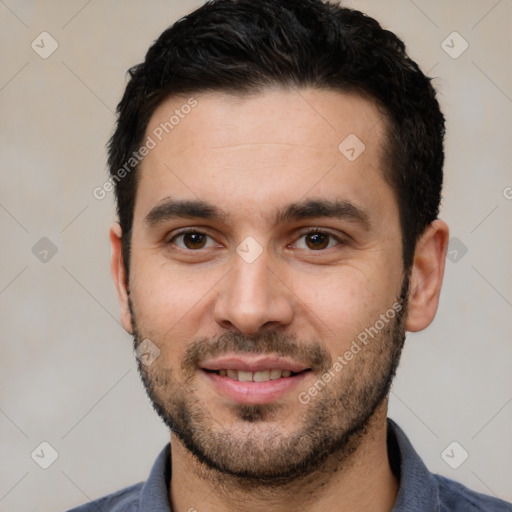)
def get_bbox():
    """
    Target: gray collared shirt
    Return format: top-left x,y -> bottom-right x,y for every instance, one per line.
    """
66,419 -> 512,511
